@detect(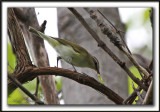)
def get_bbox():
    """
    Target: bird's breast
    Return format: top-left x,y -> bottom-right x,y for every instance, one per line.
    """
54,45 -> 89,67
